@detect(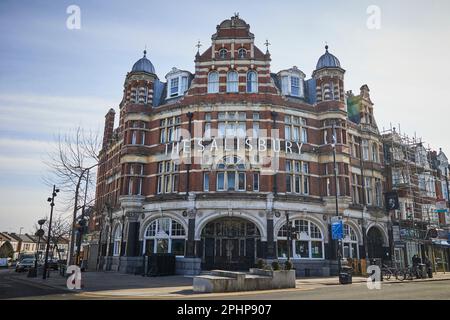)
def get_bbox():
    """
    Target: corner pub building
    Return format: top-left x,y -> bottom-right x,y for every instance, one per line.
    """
88,15 -> 390,276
